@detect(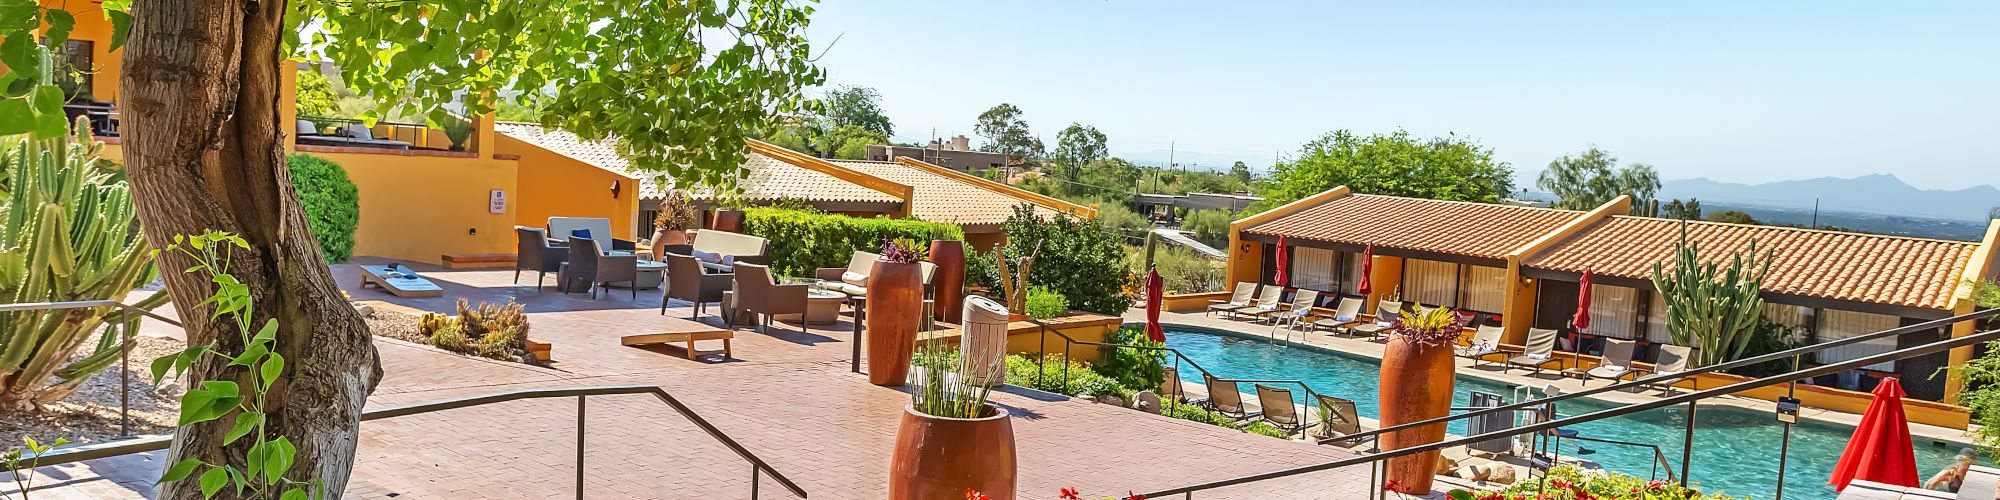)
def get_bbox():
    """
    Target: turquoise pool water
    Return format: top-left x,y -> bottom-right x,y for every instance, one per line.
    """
1159,326 -> 1971,500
